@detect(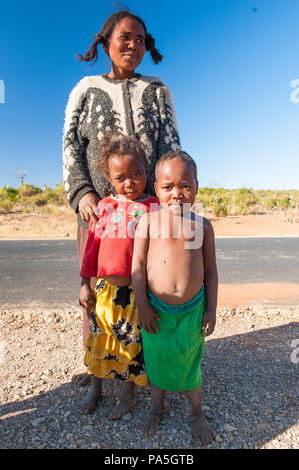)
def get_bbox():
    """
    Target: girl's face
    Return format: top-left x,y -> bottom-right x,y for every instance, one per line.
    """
108,17 -> 146,73
108,154 -> 147,200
